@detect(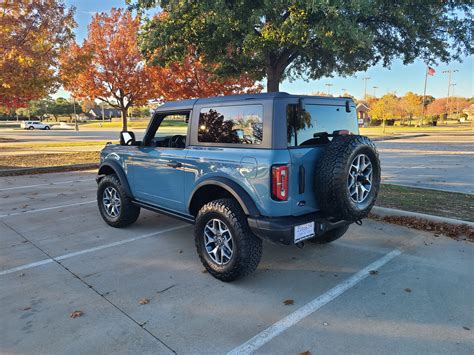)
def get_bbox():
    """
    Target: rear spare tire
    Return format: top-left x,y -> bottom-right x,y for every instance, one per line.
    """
315,135 -> 380,221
